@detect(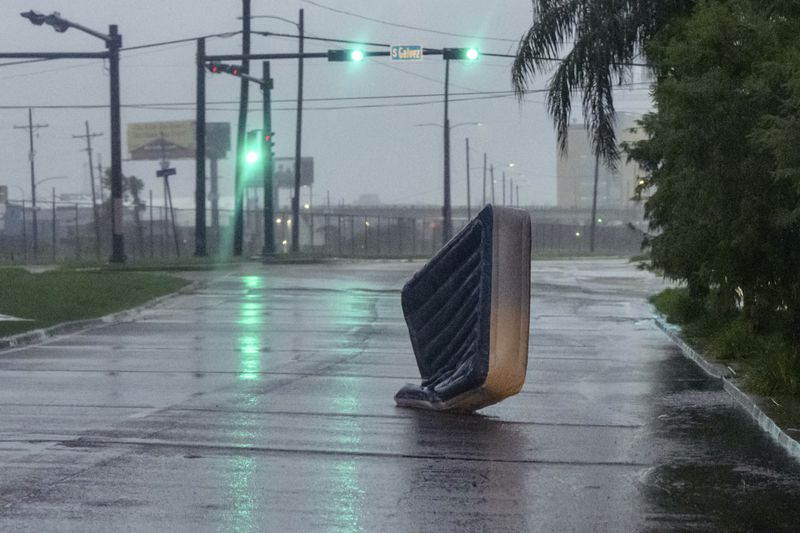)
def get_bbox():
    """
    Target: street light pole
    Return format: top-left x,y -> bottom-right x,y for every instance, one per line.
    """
443,58 -> 452,245
19,11 -> 129,263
